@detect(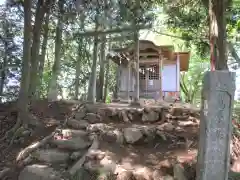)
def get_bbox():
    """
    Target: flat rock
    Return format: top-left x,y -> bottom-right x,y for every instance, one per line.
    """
169,107 -> 184,116
152,169 -> 163,180
134,167 -> 153,180
101,129 -> 124,144
142,110 -> 159,122
157,123 -> 175,131
113,129 -> 124,144
74,108 -> 86,119
34,149 -> 69,163
141,125 -> 156,137
84,155 -> 117,174
86,149 -> 106,160
55,129 -> 88,138
173,164 -> 187,180
52,136 -> 90,150
18,164 -> 63,180
116,171 -> 135,180
119,110 -> 130,122
67,119 -> 89,129
98,107 -> 118,117
176,151 -> 197,164
100,155 -> 117,173
177,121 -> 196,127
87,123 -> 113,133
84,113 -> 102,123
123,127 -> 143,144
